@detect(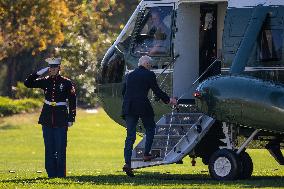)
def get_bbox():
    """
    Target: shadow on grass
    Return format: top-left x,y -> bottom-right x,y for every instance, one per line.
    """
0,124 -> 19,130
1,172 -> 284,187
